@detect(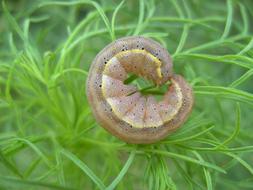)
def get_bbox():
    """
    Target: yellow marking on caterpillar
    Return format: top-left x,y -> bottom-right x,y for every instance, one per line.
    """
162,79 -> 183,122
114,49 -> 163,79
